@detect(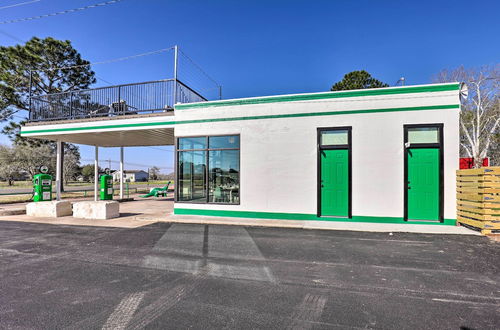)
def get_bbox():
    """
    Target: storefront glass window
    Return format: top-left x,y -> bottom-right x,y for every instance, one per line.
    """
209,135 -> 240,149
177,135 -> 240,204
209,150 -> 240,203
178,137 -> 207,150
177,150 -> 207,202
